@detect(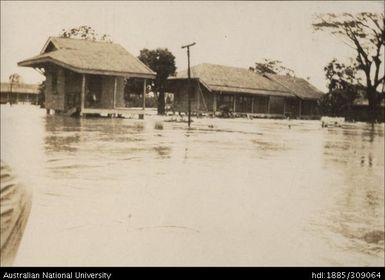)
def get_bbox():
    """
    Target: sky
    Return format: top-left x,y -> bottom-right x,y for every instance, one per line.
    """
1,1 -> 384,91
